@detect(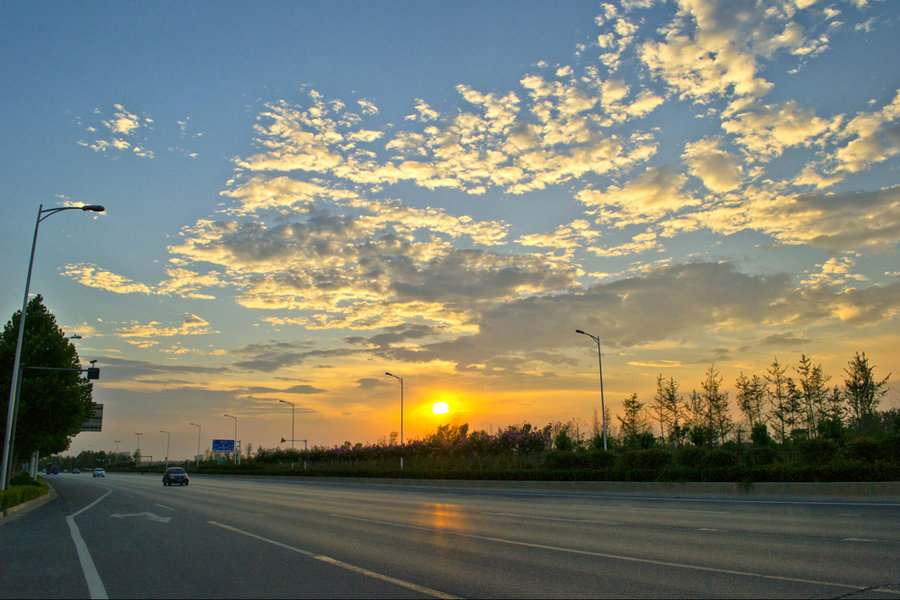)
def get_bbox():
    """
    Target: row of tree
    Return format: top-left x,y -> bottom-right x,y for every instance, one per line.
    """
619,353 -> 891,450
